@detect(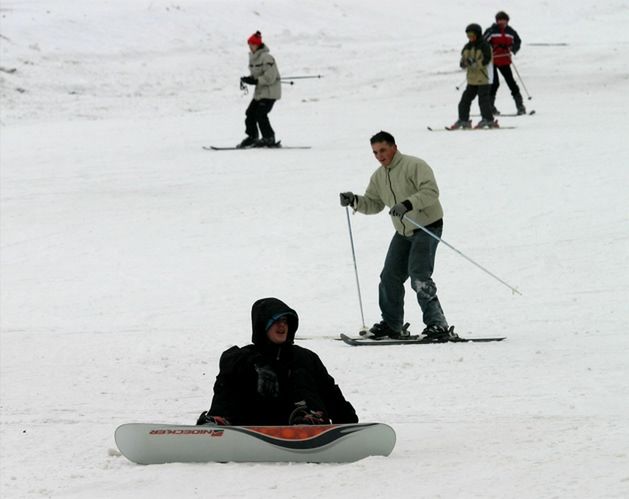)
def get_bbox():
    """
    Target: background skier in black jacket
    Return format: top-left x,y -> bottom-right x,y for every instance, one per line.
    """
197,297 -> 358,426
